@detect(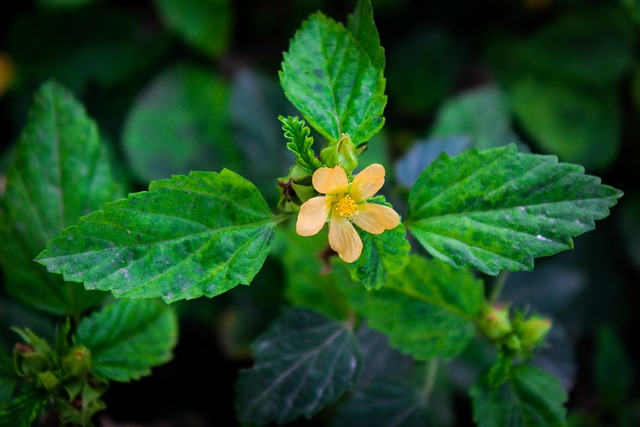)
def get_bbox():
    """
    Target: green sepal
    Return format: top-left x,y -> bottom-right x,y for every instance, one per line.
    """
277,166 -> 316,213
320,133 -> 359,174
